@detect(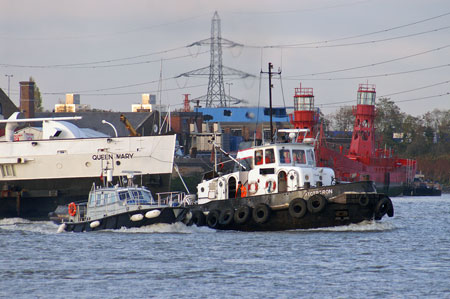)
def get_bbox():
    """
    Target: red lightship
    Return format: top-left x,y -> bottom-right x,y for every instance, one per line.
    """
289,83 -> 416,196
